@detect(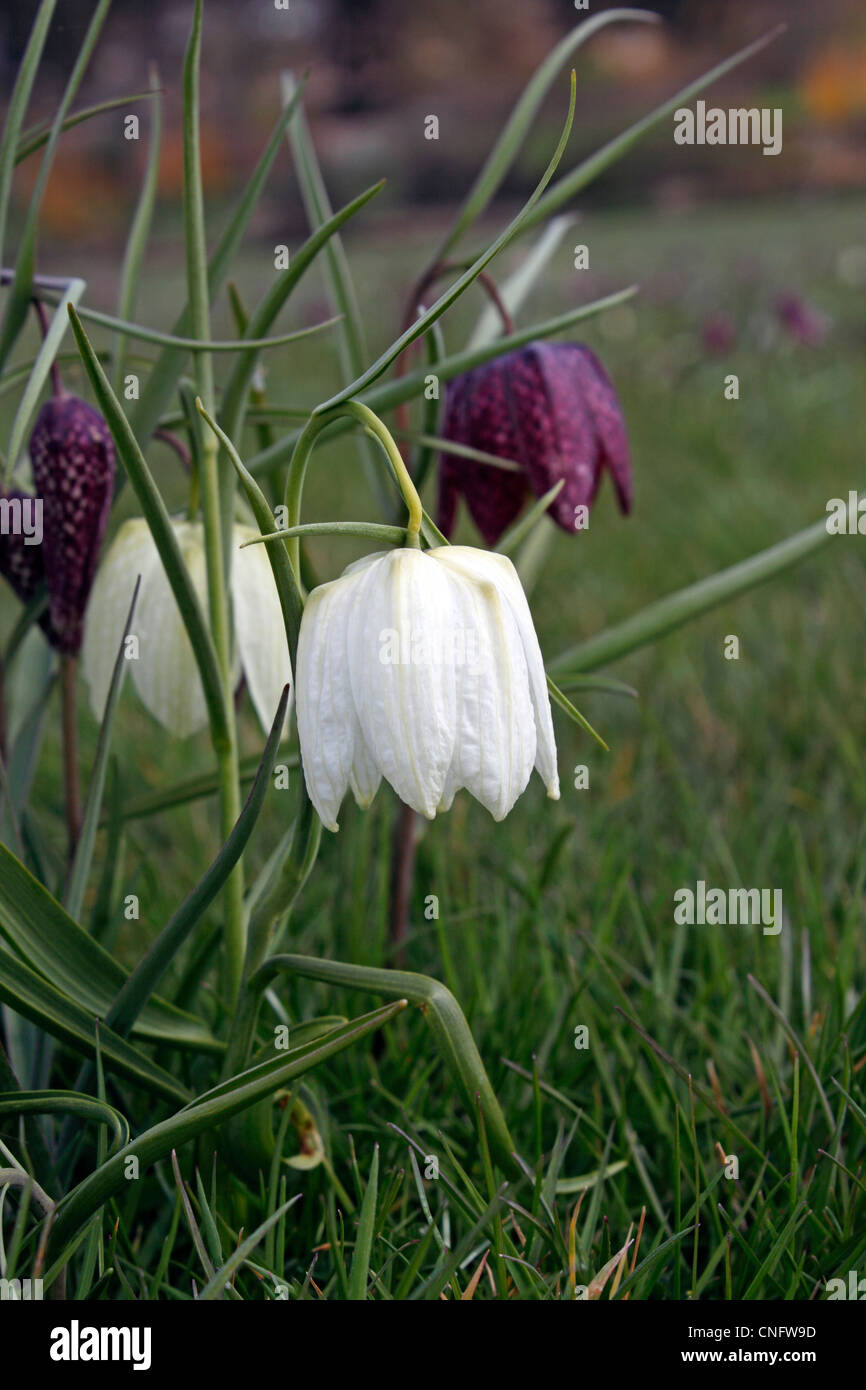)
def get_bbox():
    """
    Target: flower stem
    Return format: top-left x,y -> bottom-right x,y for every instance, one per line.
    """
389,800 -> 418,964
60,654 -> 80,858
183,0 -> 244,1004
285,400 -> 423,576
